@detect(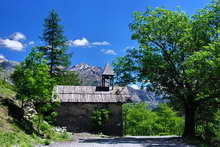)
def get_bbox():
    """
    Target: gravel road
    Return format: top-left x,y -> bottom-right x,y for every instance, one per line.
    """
47,134 -> 196,147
